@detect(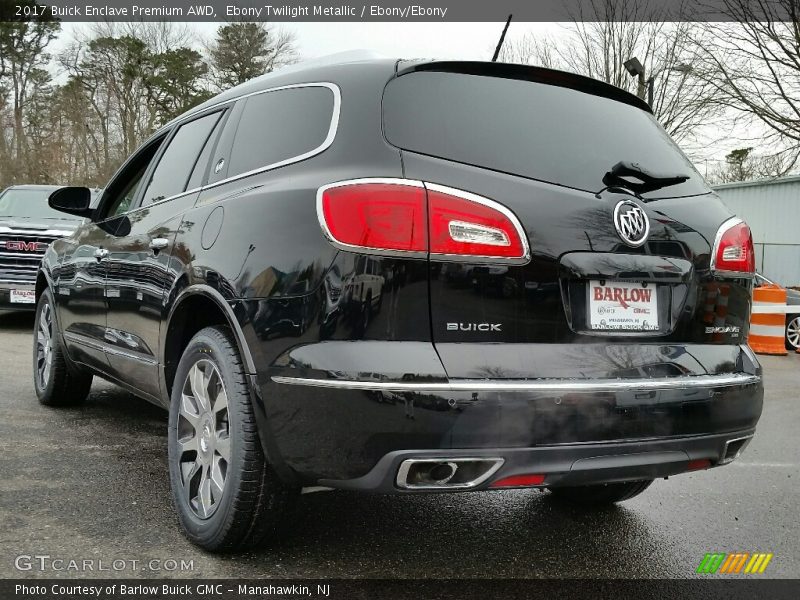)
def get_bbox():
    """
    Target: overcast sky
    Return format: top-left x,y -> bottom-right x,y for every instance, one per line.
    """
60,21 -> 560,62
57,21 -> 735,167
